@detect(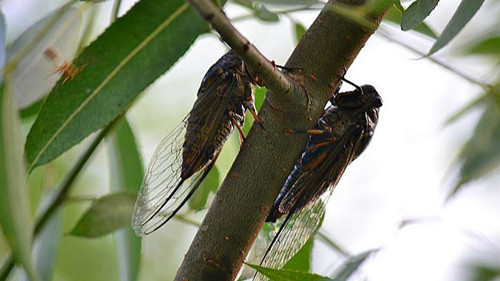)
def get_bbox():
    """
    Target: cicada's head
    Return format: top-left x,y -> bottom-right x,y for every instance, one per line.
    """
334,85 -> 383,110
